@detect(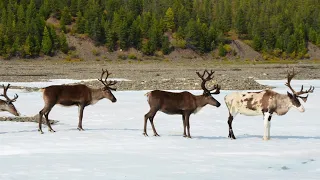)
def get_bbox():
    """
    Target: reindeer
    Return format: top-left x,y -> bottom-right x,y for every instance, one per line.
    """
143,70 -> 221,138
0,84 -> 19,116
38,69 -> 117,134
224,69 -> 314,140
